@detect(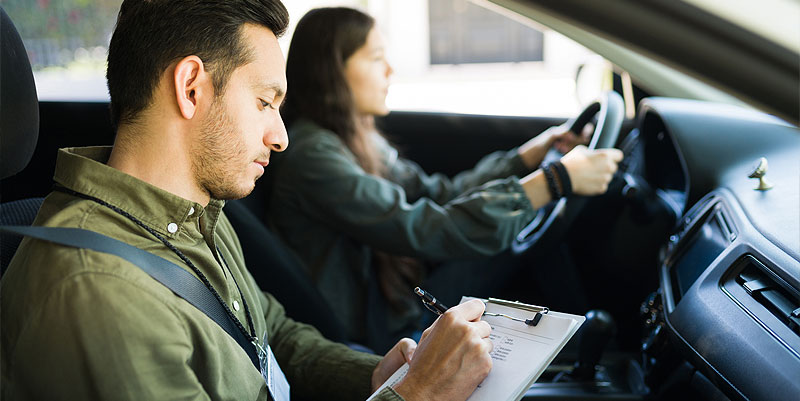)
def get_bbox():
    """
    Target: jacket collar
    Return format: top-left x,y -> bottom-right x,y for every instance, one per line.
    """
53,146 -> 225,241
